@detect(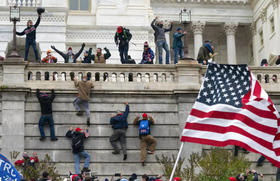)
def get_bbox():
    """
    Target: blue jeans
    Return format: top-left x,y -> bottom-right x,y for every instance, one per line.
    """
74,97 -> 90,119
39,115 -> 56,139
156,40 -> 169,64
173,47 -> 184,64
119,43 -> 129,64
74,151 -> 91,174
25,39 -> 39,61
